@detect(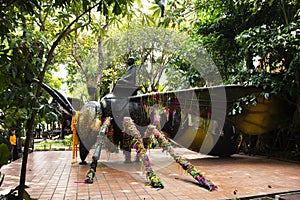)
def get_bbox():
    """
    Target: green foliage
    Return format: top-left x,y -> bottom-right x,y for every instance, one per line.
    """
0,185 -> 37,200
233,3 -> 299,101
105,27 -> 192,92
154,0 -> 195,29
192,0 -> 298,76
166,52 -> 205,89
69,26 -> 195,95
0,143 -> 10,169
236,20 -> 300,72
31,133 -> 73,151
62,134 -> 73,147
